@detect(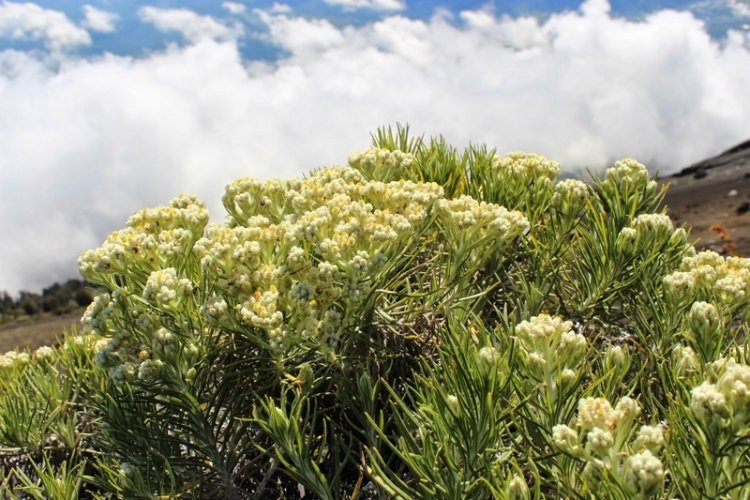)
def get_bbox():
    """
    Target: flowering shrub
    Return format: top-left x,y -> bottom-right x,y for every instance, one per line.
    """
3,126 -> 750,498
